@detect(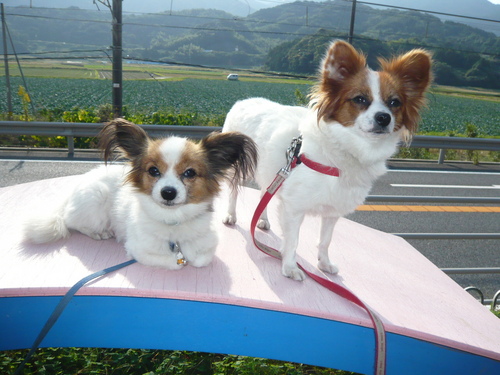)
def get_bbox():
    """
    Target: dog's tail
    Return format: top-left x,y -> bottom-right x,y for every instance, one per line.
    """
23,207 -> 70,244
